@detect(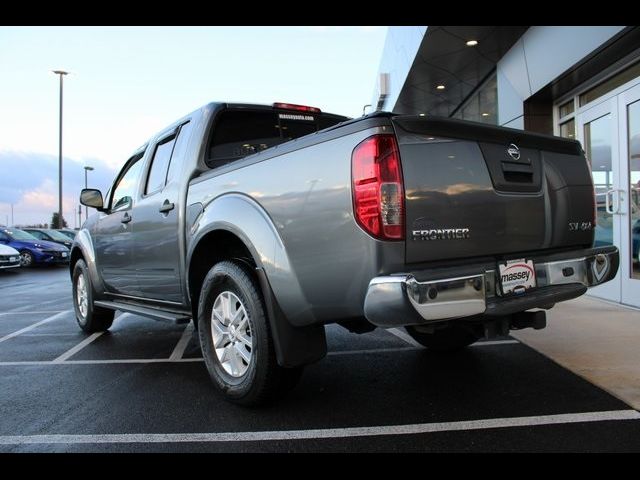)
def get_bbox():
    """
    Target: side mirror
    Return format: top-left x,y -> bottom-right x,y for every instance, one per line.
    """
80,188 -> 105,211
